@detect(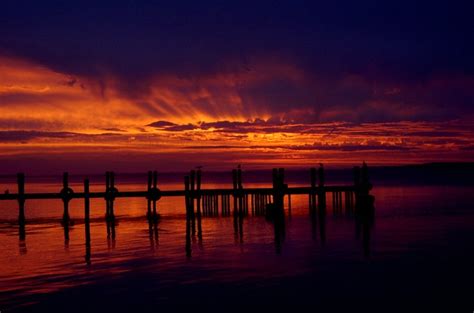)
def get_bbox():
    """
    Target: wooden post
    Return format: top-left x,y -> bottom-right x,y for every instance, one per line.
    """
185,176 -> 190,212
270,168 -> 285,217
60,172 -> 71,243
62,172 -> 70,223
353,166 -> 361,208
196,170 -> 202,217
152,171 -> 158,218
84,179 -> 90,223
105,171 -> 110,218
318,164 -> 326,213
104,171 -> 117,221
232,169 -> 237,215
147,171 -> 152,219
237,168 -> 243,216
209,194 -> 212,216
209,194 -> 212,215
17,173 -> 25,225
195,170 -> 202,239
310,167 -> 317,210
109,172 -> 115,219
337,191 -> 342,211
84,178 -> 91,264
221,194 -> 225,216
278,168 -> 285,210
190,170 -> 196,234
214,195 -> 218,215
184,175 -> 191,257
